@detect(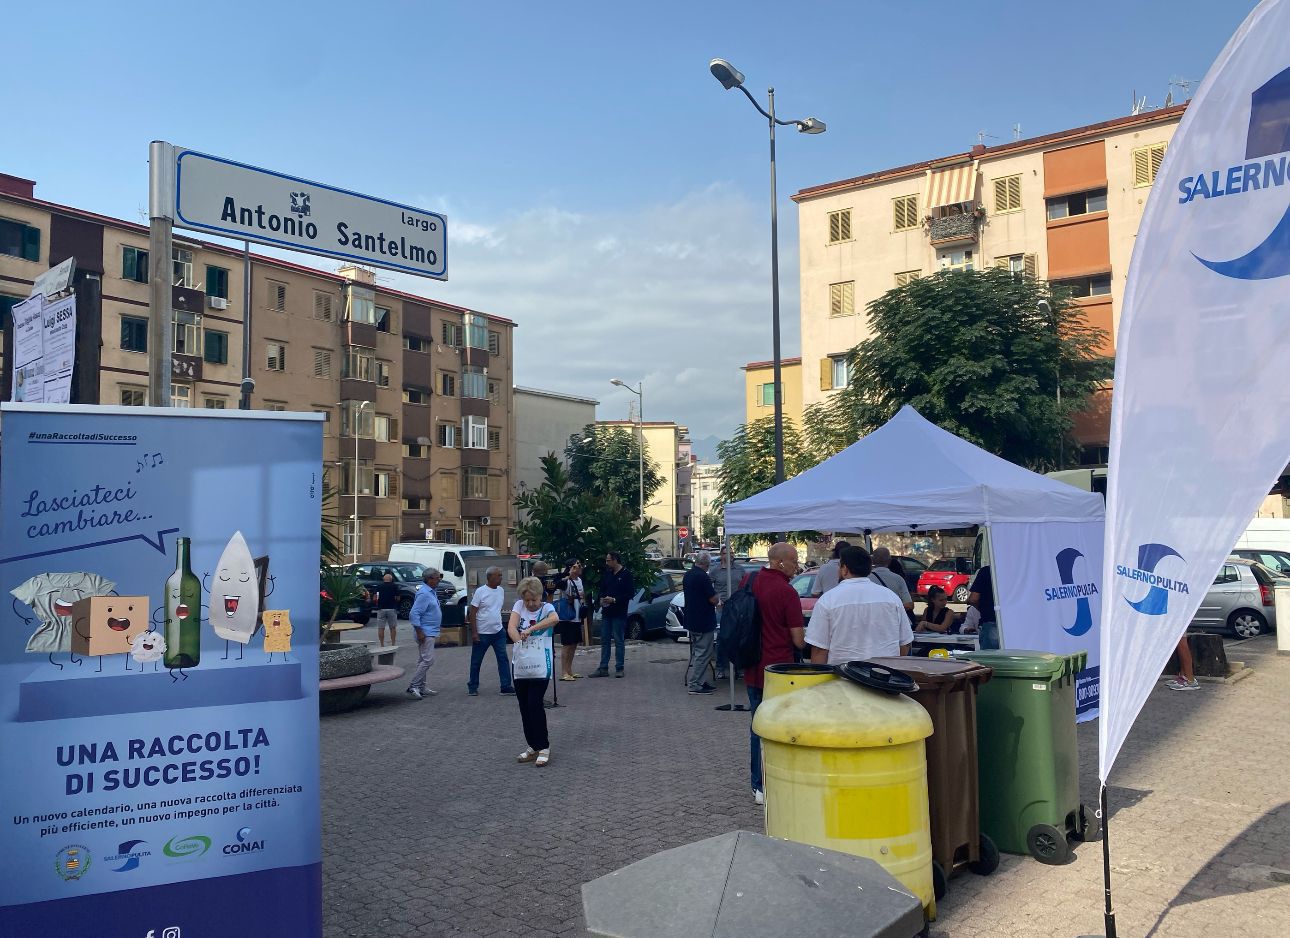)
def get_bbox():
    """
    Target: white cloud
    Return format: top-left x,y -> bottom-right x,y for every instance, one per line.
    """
384,183 -> 801,449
